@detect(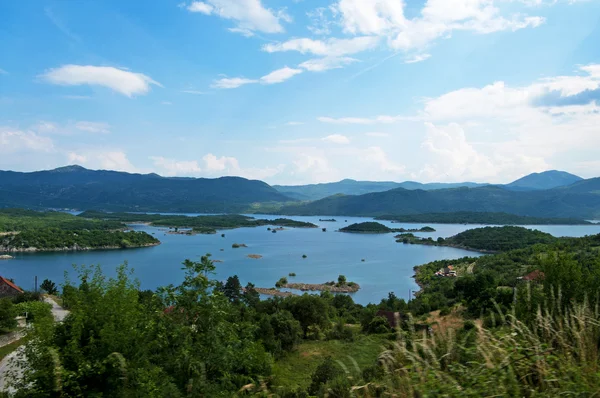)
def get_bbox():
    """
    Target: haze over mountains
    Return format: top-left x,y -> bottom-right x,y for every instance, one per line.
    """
274,170 -> 583,200
1,166 -> 598,219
